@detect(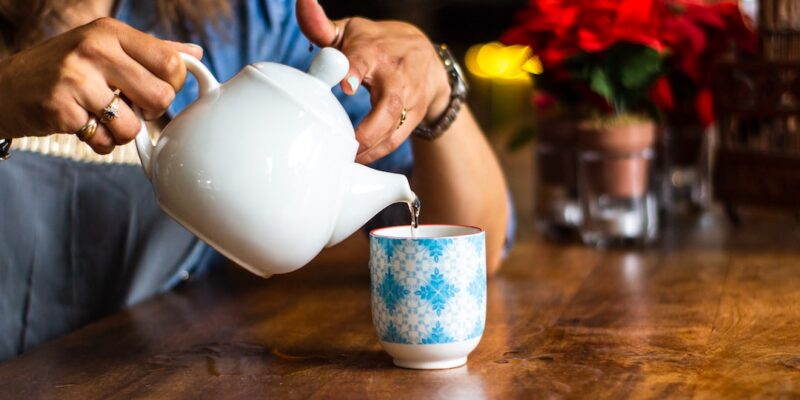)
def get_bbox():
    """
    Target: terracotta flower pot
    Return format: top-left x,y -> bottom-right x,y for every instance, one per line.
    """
578,119 -> 657,198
